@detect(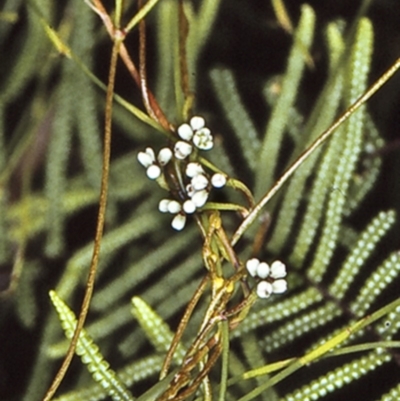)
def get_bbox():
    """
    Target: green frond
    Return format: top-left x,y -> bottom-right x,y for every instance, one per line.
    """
56,208 -> 161,300
91,226 -> 198,311
49,290 -> 135,401
329,210 -> 396,298
281,351 -> 390,401
131,296 -> 186,360
233,288 -> 322,338
210,68 -> 260,171
255,4 -> 315,198
306,17 -> 373,284
262,302 -> 340,353
378,384 -> 400,401
44,61 -> 75,257
268,21 -> 345,255
352,252 -> 400,316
